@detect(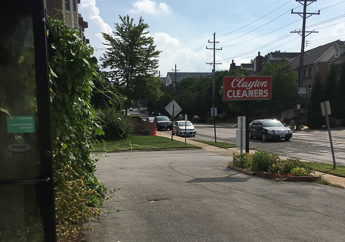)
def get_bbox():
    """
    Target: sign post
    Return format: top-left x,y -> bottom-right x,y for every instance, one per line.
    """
224,76 -> 272,153
321,101 -> 336,169
165,100 -> 182,141
185,114 -> 187,146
